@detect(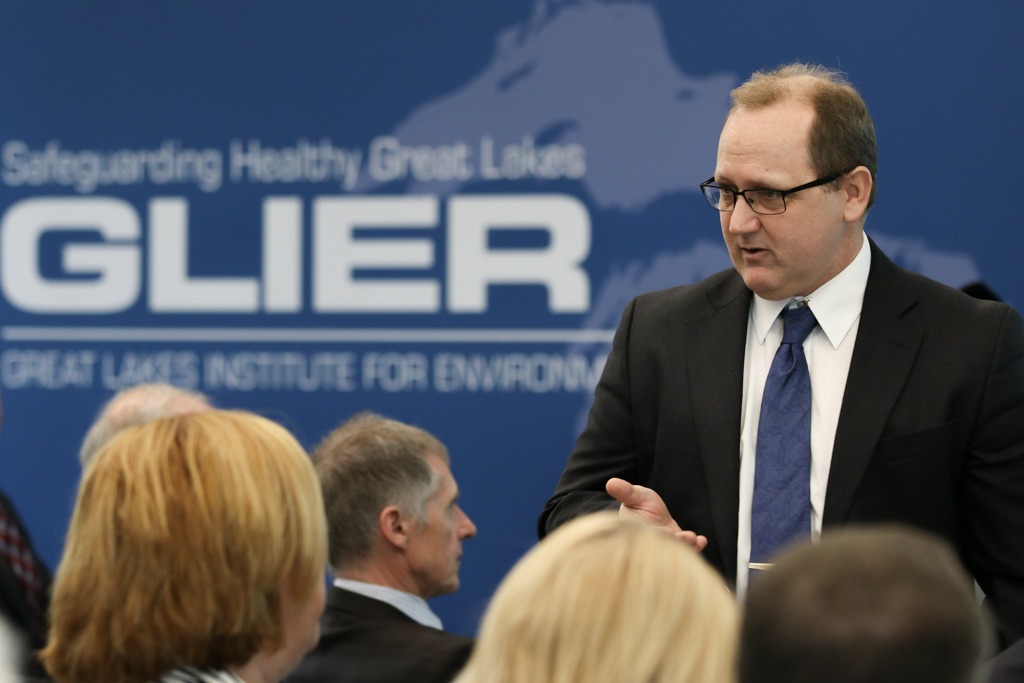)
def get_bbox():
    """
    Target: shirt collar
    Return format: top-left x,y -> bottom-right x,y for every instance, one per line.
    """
750,232 -> 871,349
162,667 -> 244,683
333,577 -> 443,630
